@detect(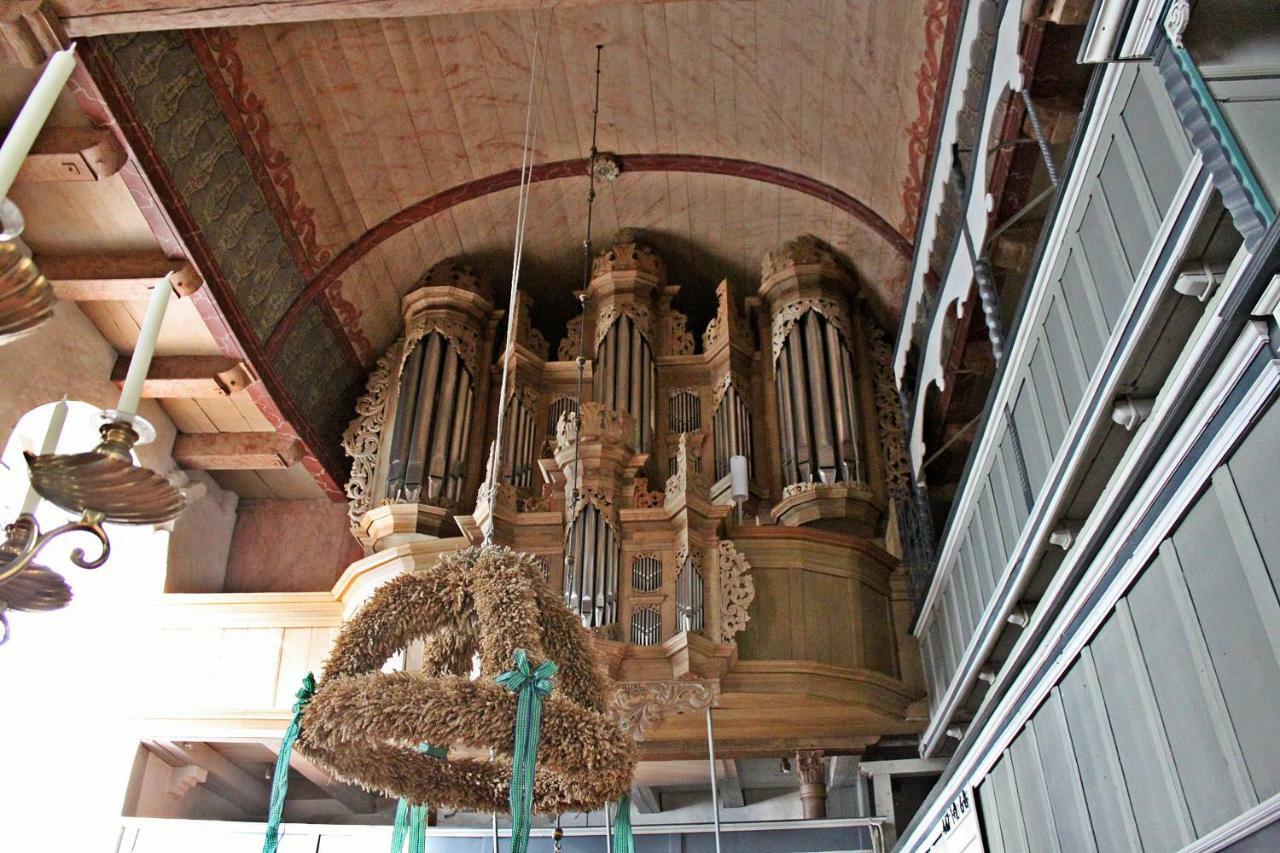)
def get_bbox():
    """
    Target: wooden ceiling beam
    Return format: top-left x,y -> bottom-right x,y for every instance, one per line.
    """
148,740 -> 267,816
41,252 -> 204,300
51,1 -> 699,37
172,431 -> 304,470
0,2 -> 65,67
719,758 -> 745,809
631,786 -> 661,814
111,355 -> 253,398
12,127 -> 126,184
253,739 -> 376,815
